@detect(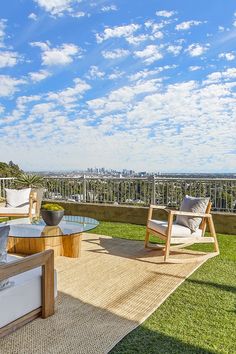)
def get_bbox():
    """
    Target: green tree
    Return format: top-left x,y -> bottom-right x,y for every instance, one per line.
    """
0,161 -> 22,177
